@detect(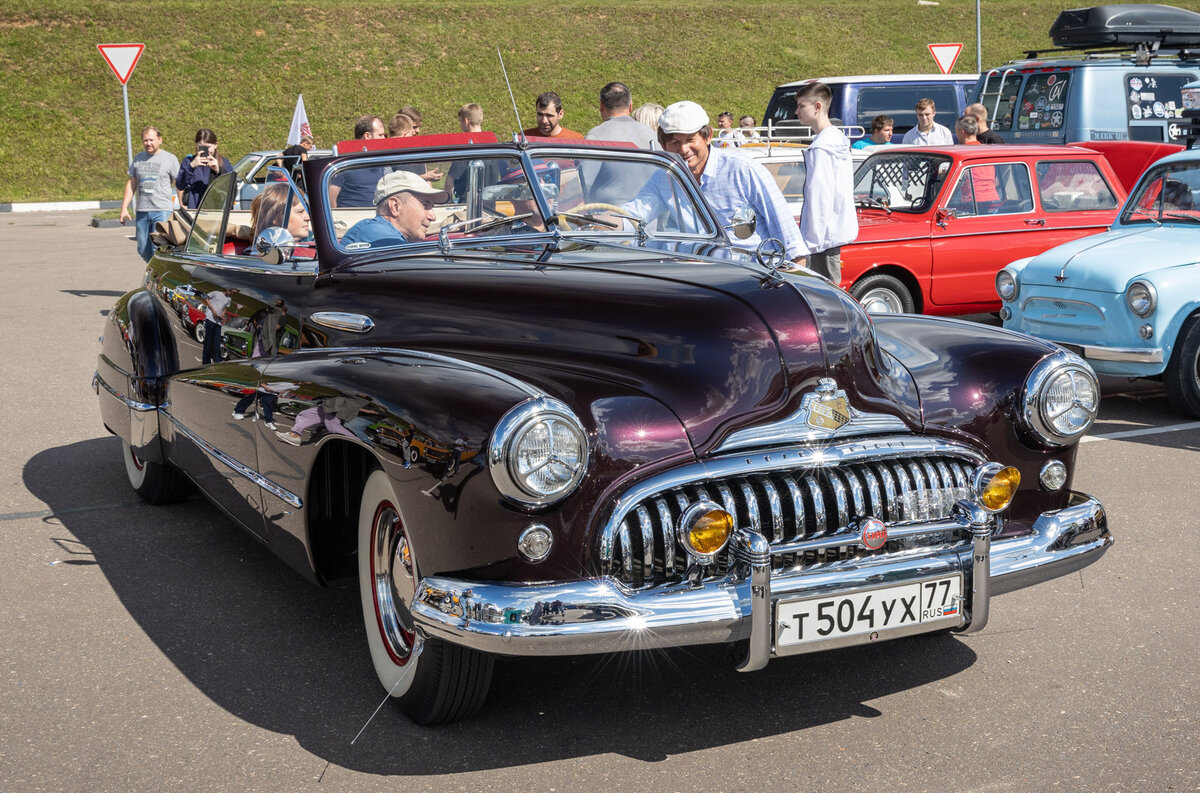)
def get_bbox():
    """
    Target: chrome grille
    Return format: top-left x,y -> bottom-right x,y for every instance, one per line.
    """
600,452 -> 975,588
